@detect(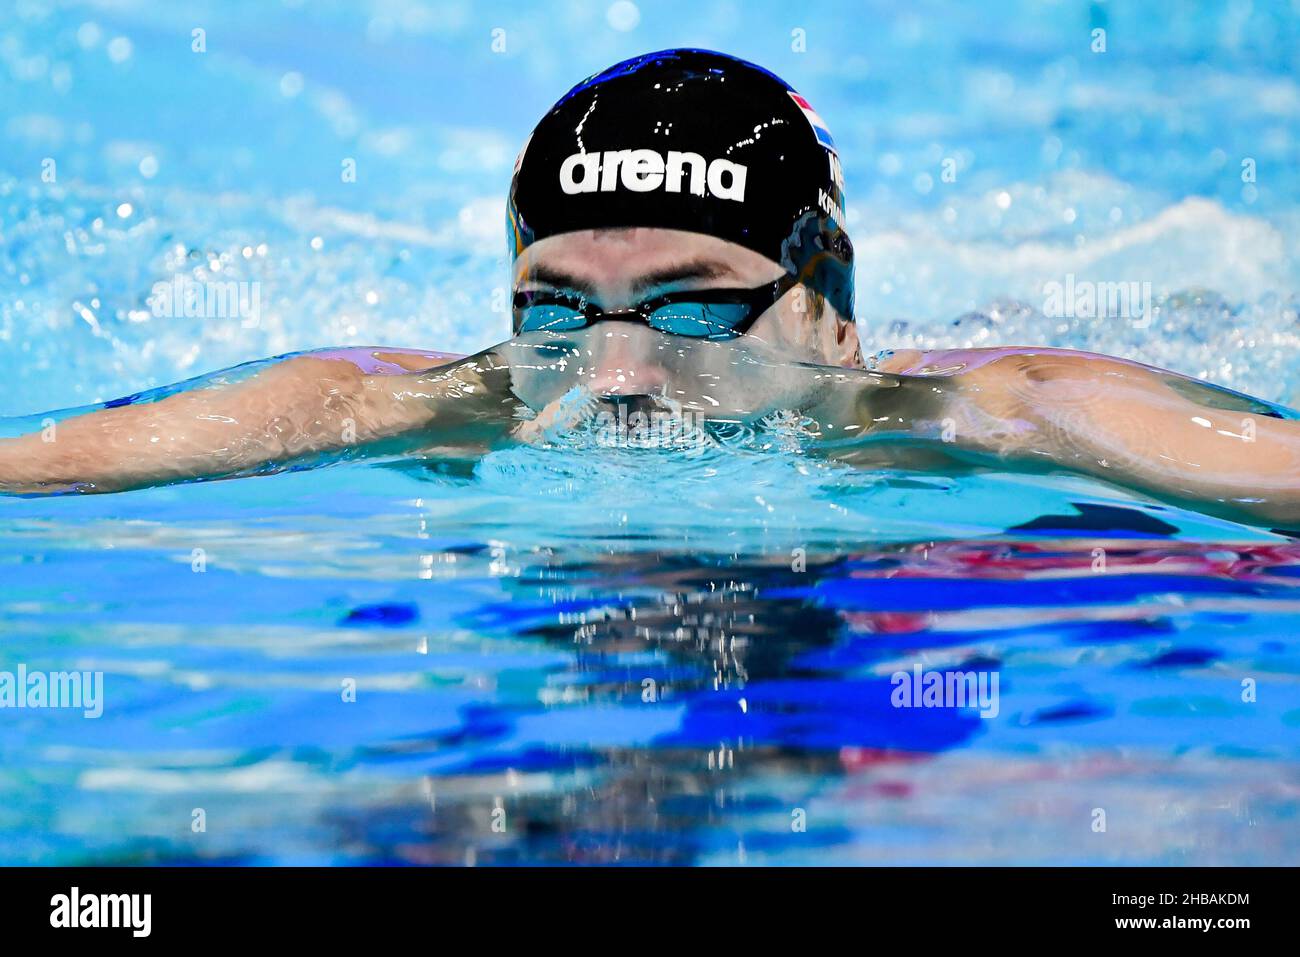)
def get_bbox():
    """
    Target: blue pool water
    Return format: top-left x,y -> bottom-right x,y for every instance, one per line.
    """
2,1 -> 1300,864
